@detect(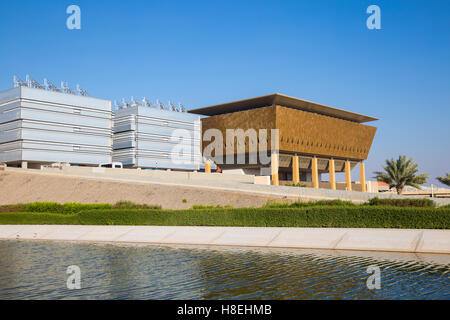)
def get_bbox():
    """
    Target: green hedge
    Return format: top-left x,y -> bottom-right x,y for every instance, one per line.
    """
0,212 -> 78,225
1,199 -> 442,214
112,201 -> 161,210
24,202 -> 112,214
366,197 -> 435,207
73,207 -> 449,229
0,201 -> 162,214
1,205 -> 449,229
263,199 -> 356,208
0,204 -> 26,213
